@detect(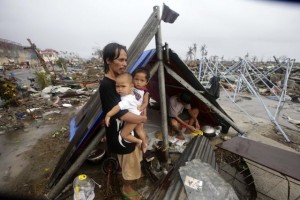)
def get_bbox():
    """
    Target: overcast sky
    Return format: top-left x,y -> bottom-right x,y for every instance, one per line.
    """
1,0 -> 300,61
